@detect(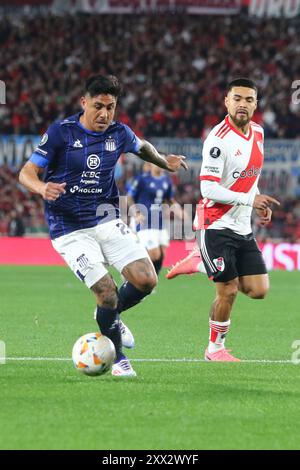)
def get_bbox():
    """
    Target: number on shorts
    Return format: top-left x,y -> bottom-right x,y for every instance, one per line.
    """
116,222 -> 130,235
